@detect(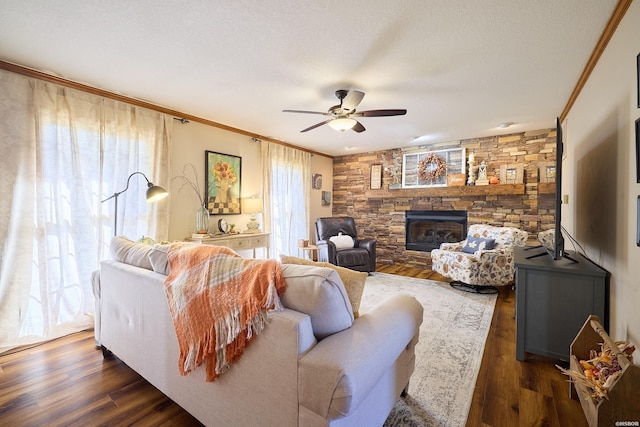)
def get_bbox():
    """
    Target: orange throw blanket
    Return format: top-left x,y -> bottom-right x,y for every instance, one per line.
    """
163,242 -> 286,382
